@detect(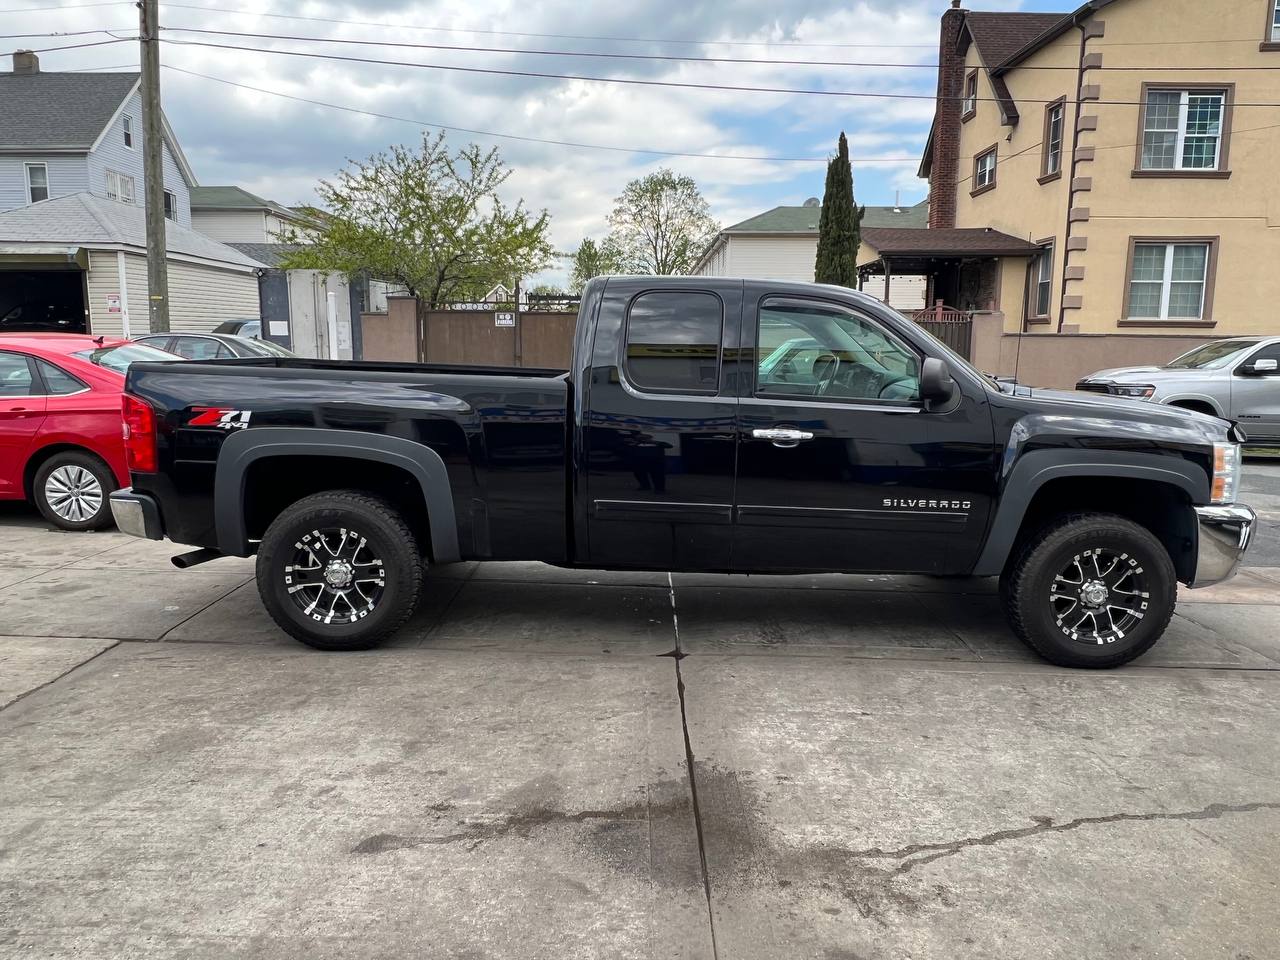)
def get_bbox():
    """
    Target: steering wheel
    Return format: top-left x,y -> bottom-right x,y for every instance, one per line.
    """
876,373 -> 916,400
811,353 -> 842,396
